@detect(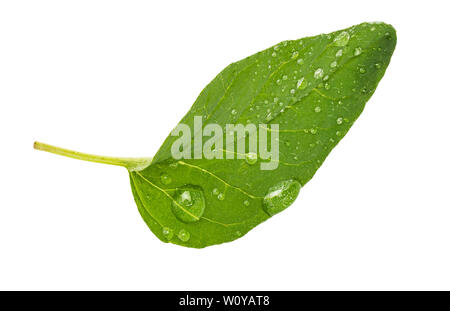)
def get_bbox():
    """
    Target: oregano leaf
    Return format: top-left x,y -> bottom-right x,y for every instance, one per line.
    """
35,22 -> 396,248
